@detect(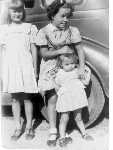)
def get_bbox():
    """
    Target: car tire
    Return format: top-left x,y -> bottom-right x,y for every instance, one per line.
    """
83,69 -> 105,128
